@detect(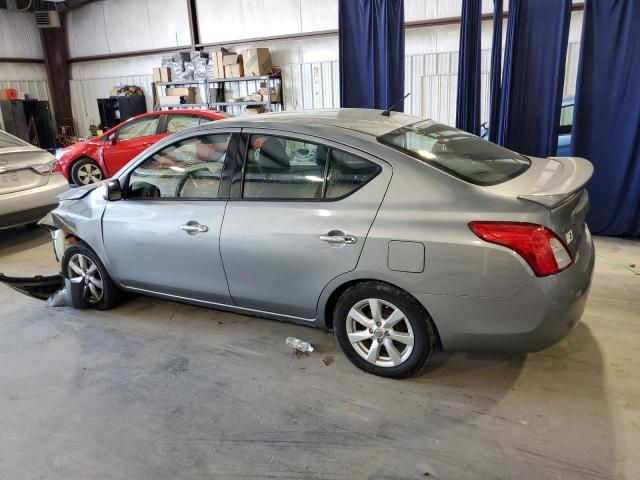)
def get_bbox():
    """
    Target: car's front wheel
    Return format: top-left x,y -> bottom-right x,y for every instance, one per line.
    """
61,243 -> 123,310
71,158 -> 104,185
334,282 -> 437,378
